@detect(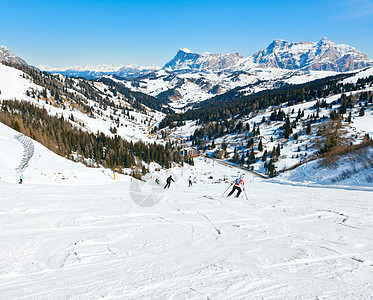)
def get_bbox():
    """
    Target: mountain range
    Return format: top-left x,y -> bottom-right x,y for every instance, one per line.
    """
36,63 -> 159,79
252,38 -> 369,72
1,38 -> 372,108
36,37 -> 372,76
